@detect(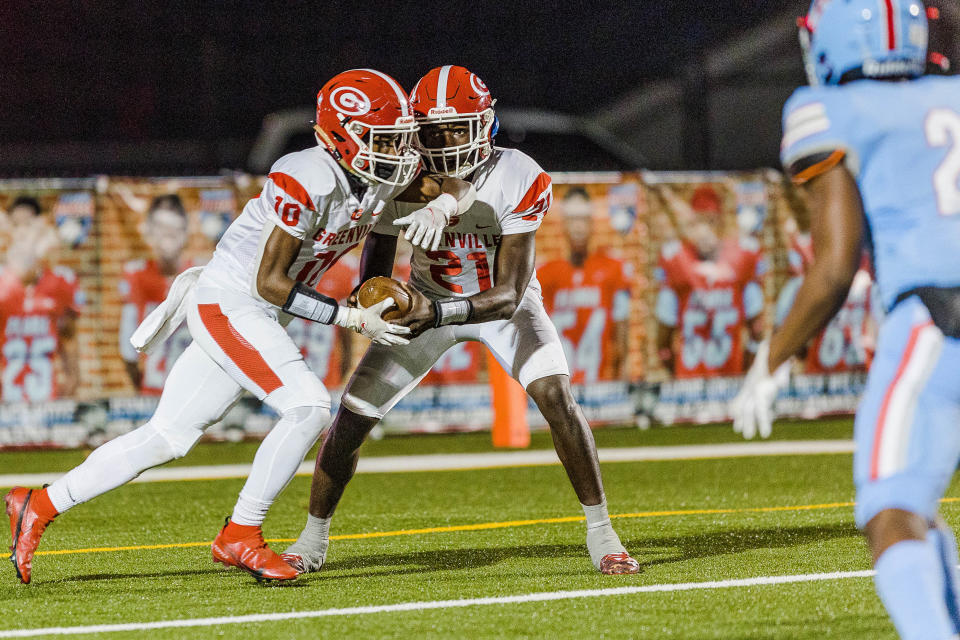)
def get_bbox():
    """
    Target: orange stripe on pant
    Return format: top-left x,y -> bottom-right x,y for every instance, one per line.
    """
869,321 -> 933,480
197,303 -> 283,395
